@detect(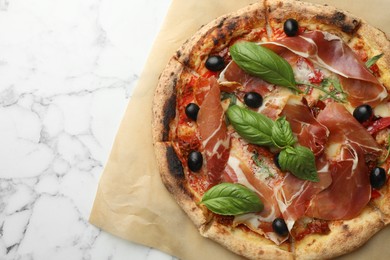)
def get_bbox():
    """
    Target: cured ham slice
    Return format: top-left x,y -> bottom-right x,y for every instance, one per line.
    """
220,61 -> 274,96
280,96 -> 329,155
306,144 -> 371,220
197,77 -> 230,186
227,137 -> 284,244
317,102 -> 382,158
263,31 -> 387,106
339,77 -> 388,107
274,156 -> 332,229
306,103 -> 382,220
